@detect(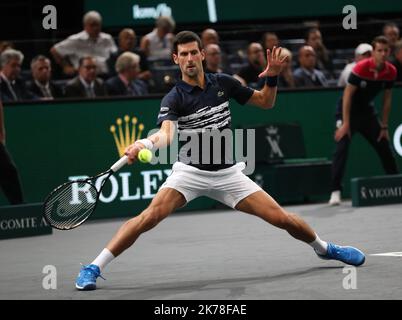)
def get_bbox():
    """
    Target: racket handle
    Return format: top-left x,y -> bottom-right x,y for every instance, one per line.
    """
110,155 -> 128,172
